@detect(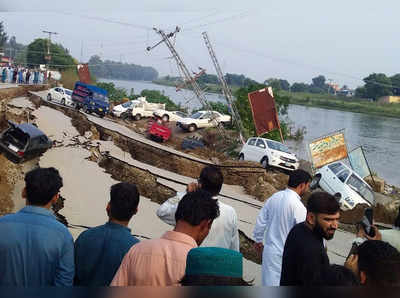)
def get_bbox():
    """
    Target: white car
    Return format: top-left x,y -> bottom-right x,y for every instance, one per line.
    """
47,87 -> 74,106
238,137 -> 299,171
310,161 -> 375,210
111,100 -> 140,118
153,109 -> 187,122
176,110 -> 231,132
